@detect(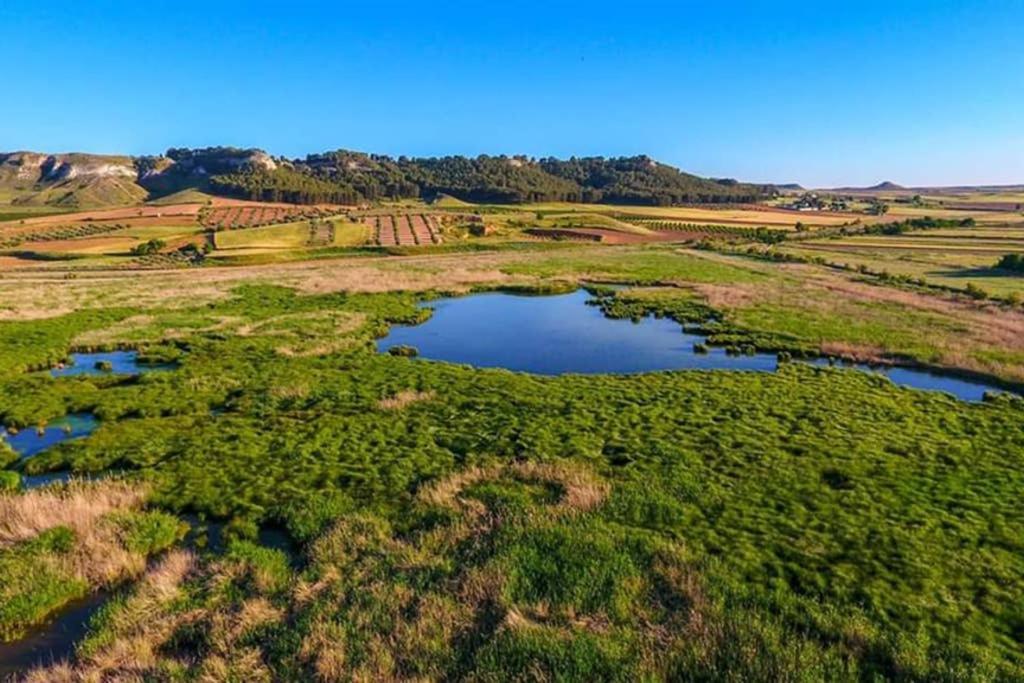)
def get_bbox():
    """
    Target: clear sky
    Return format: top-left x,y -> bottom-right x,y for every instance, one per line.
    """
2,1 -> 1021,188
